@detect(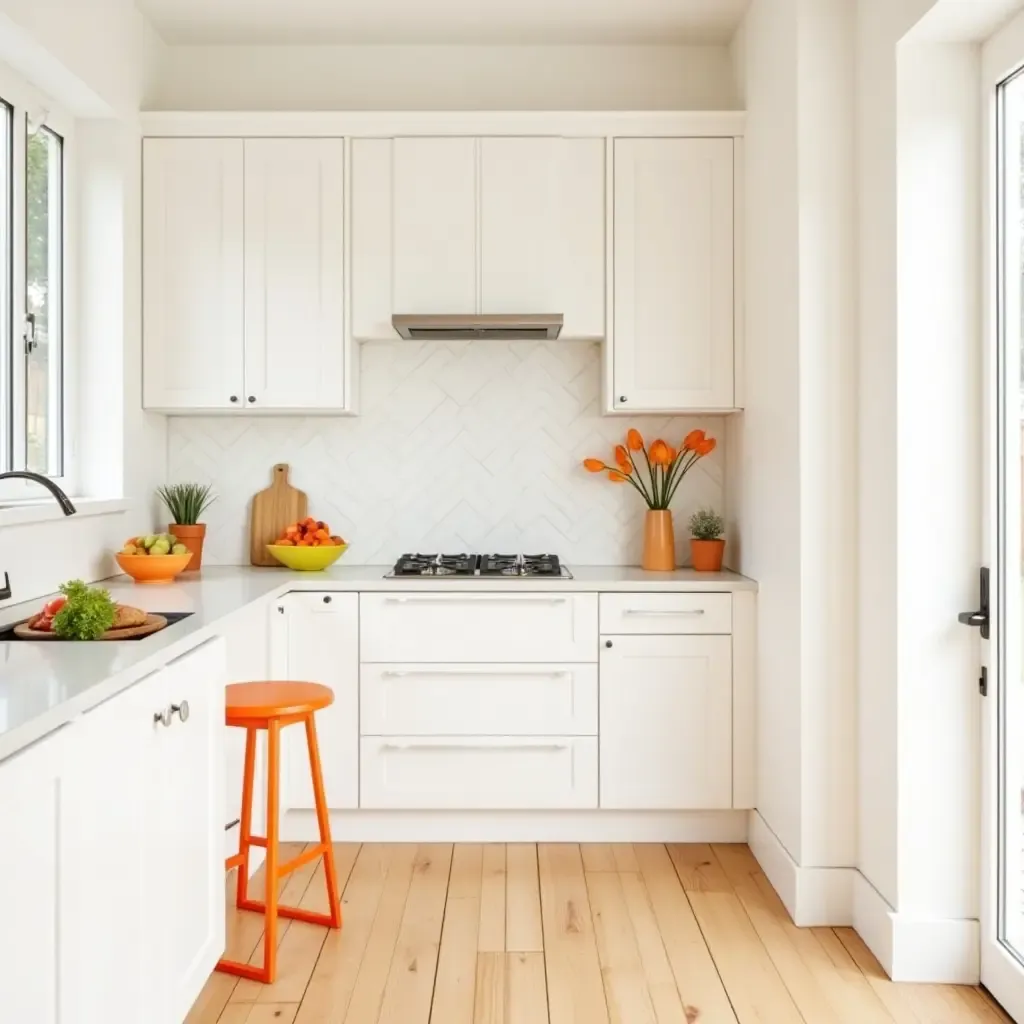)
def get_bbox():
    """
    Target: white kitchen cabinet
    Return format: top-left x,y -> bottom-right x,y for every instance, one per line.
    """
352,137 -> 476,338
272,592 -> 359,812
243,138 -> 346,410
351,136 -> 606,340
143,137 -> 349,413
361,736 -> 598,809
600,634 -> 733,809
479,137 -> 605,338
360,591 -> 598,663
611,138 -> 735,412
599,592 -> 732,635
0,728 -> 66,1024
143,138 -> 244,411
148,639 -> 226,1024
